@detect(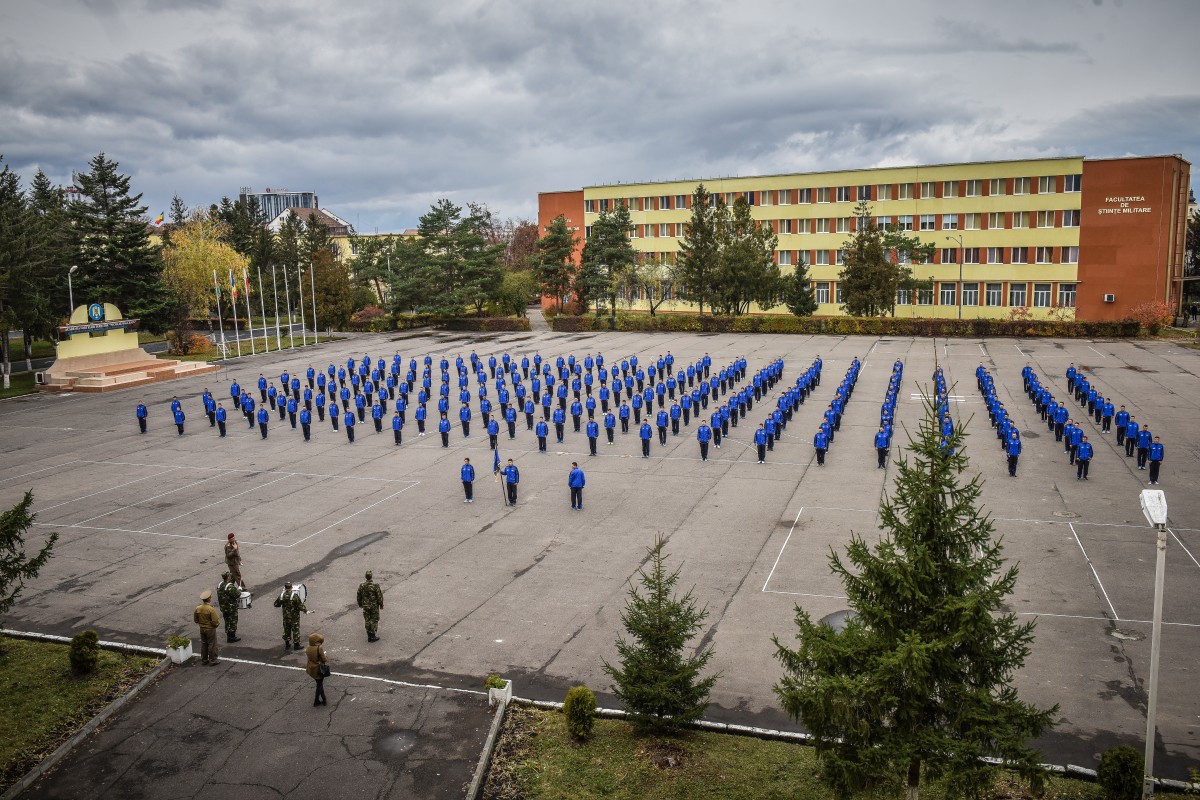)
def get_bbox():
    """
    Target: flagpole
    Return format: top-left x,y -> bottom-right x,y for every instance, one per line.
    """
257,265 -> 269,353
229,270 -> 242,357
212,271 -> 227,361
310,257 -> 318,346
243,269 -> 256,355
495,452 -> 507,506
283,263 -> 294,350
297,262 -> 307,348
271,263 -> 282,350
